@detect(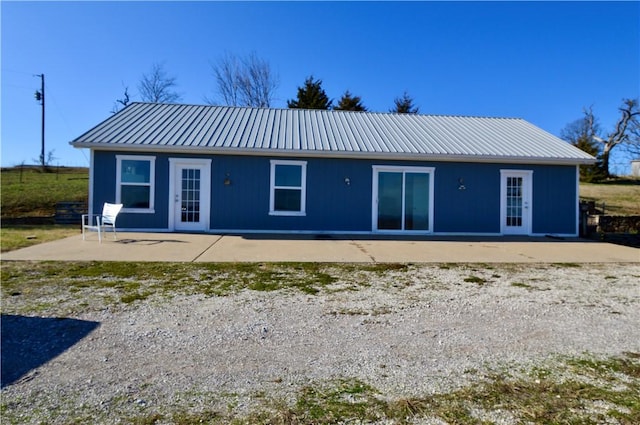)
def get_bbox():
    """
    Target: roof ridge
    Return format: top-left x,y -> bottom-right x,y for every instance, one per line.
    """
128,102 -> 522,121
